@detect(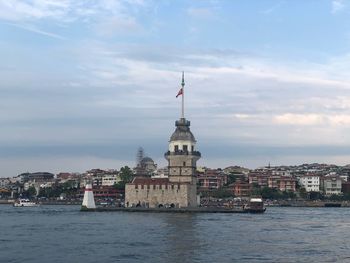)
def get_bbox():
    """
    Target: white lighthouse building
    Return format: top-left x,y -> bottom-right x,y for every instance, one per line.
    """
81,183 -> 96,210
